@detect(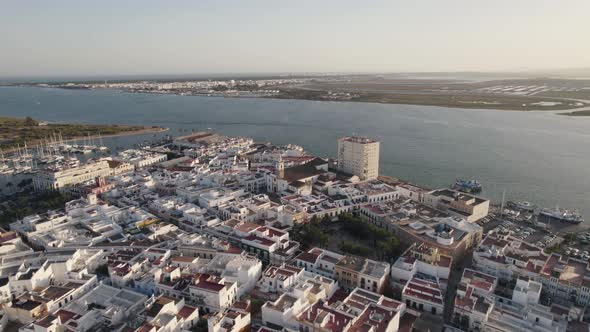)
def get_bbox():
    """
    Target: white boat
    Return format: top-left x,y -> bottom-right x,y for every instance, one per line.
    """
539,207 -> 584,224
513,201 -> 535,212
